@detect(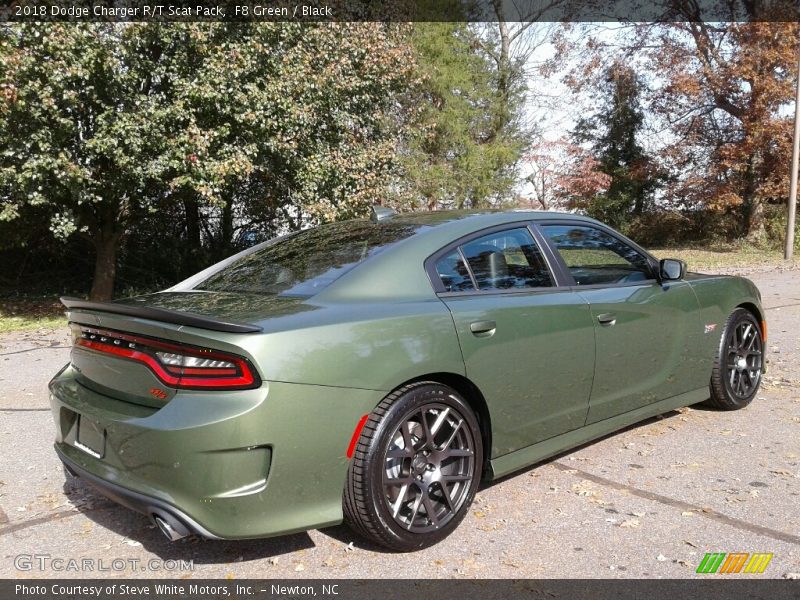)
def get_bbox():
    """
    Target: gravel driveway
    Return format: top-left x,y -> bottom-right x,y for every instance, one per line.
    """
1,268 -> 798,579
